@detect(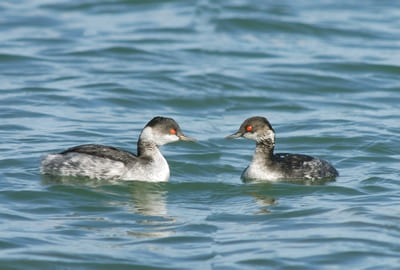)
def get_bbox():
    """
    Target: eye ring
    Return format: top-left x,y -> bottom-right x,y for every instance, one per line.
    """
245,125 -> 253,132
169,129 -> 177,135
